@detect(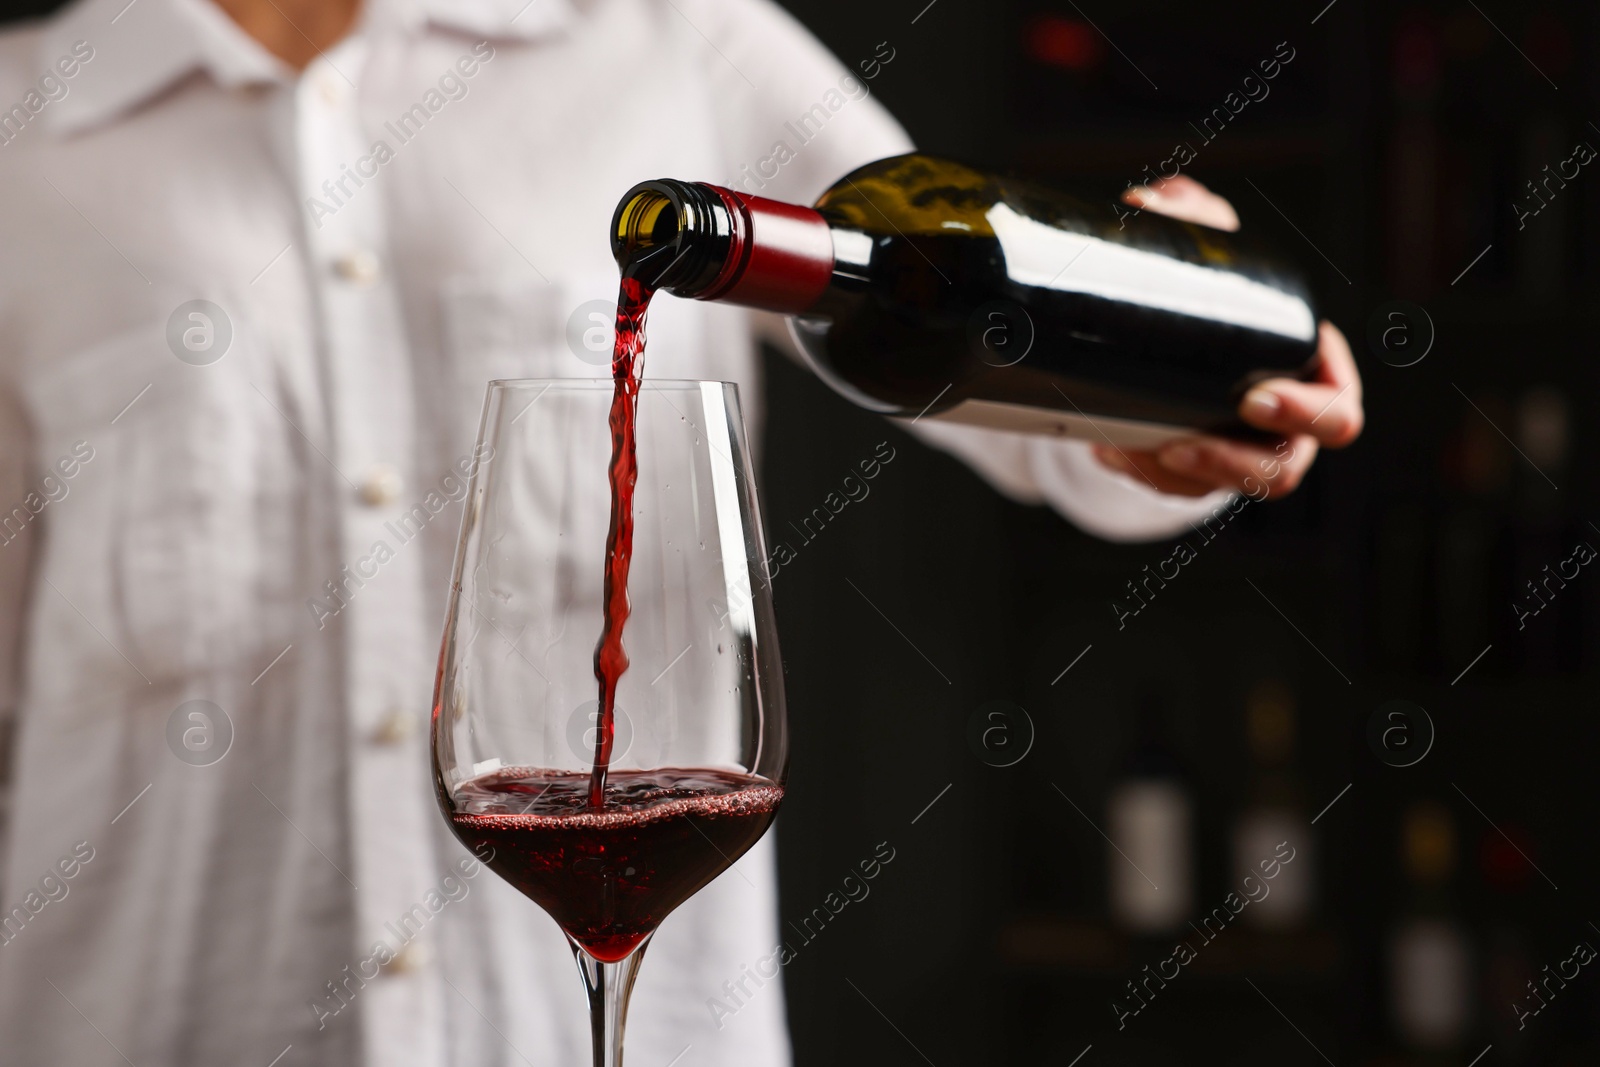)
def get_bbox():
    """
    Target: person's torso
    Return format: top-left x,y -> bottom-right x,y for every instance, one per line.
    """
0,3 -> 785,1065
